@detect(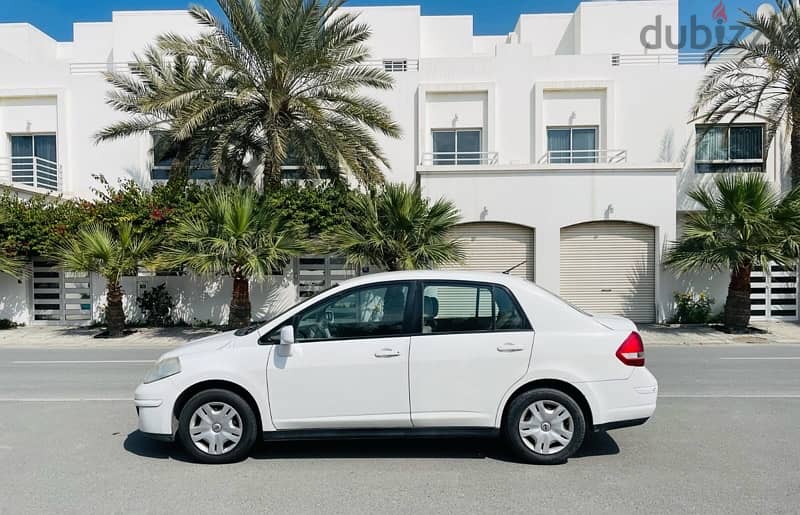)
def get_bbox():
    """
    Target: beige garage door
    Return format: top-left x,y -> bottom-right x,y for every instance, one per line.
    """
560,221 -> 655,323
442,222 -> 535,281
